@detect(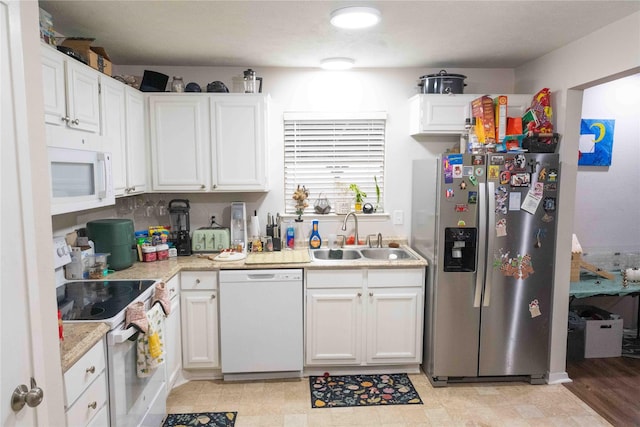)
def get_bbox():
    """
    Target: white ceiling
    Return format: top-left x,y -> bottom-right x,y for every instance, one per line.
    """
40,0 -> 640,69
